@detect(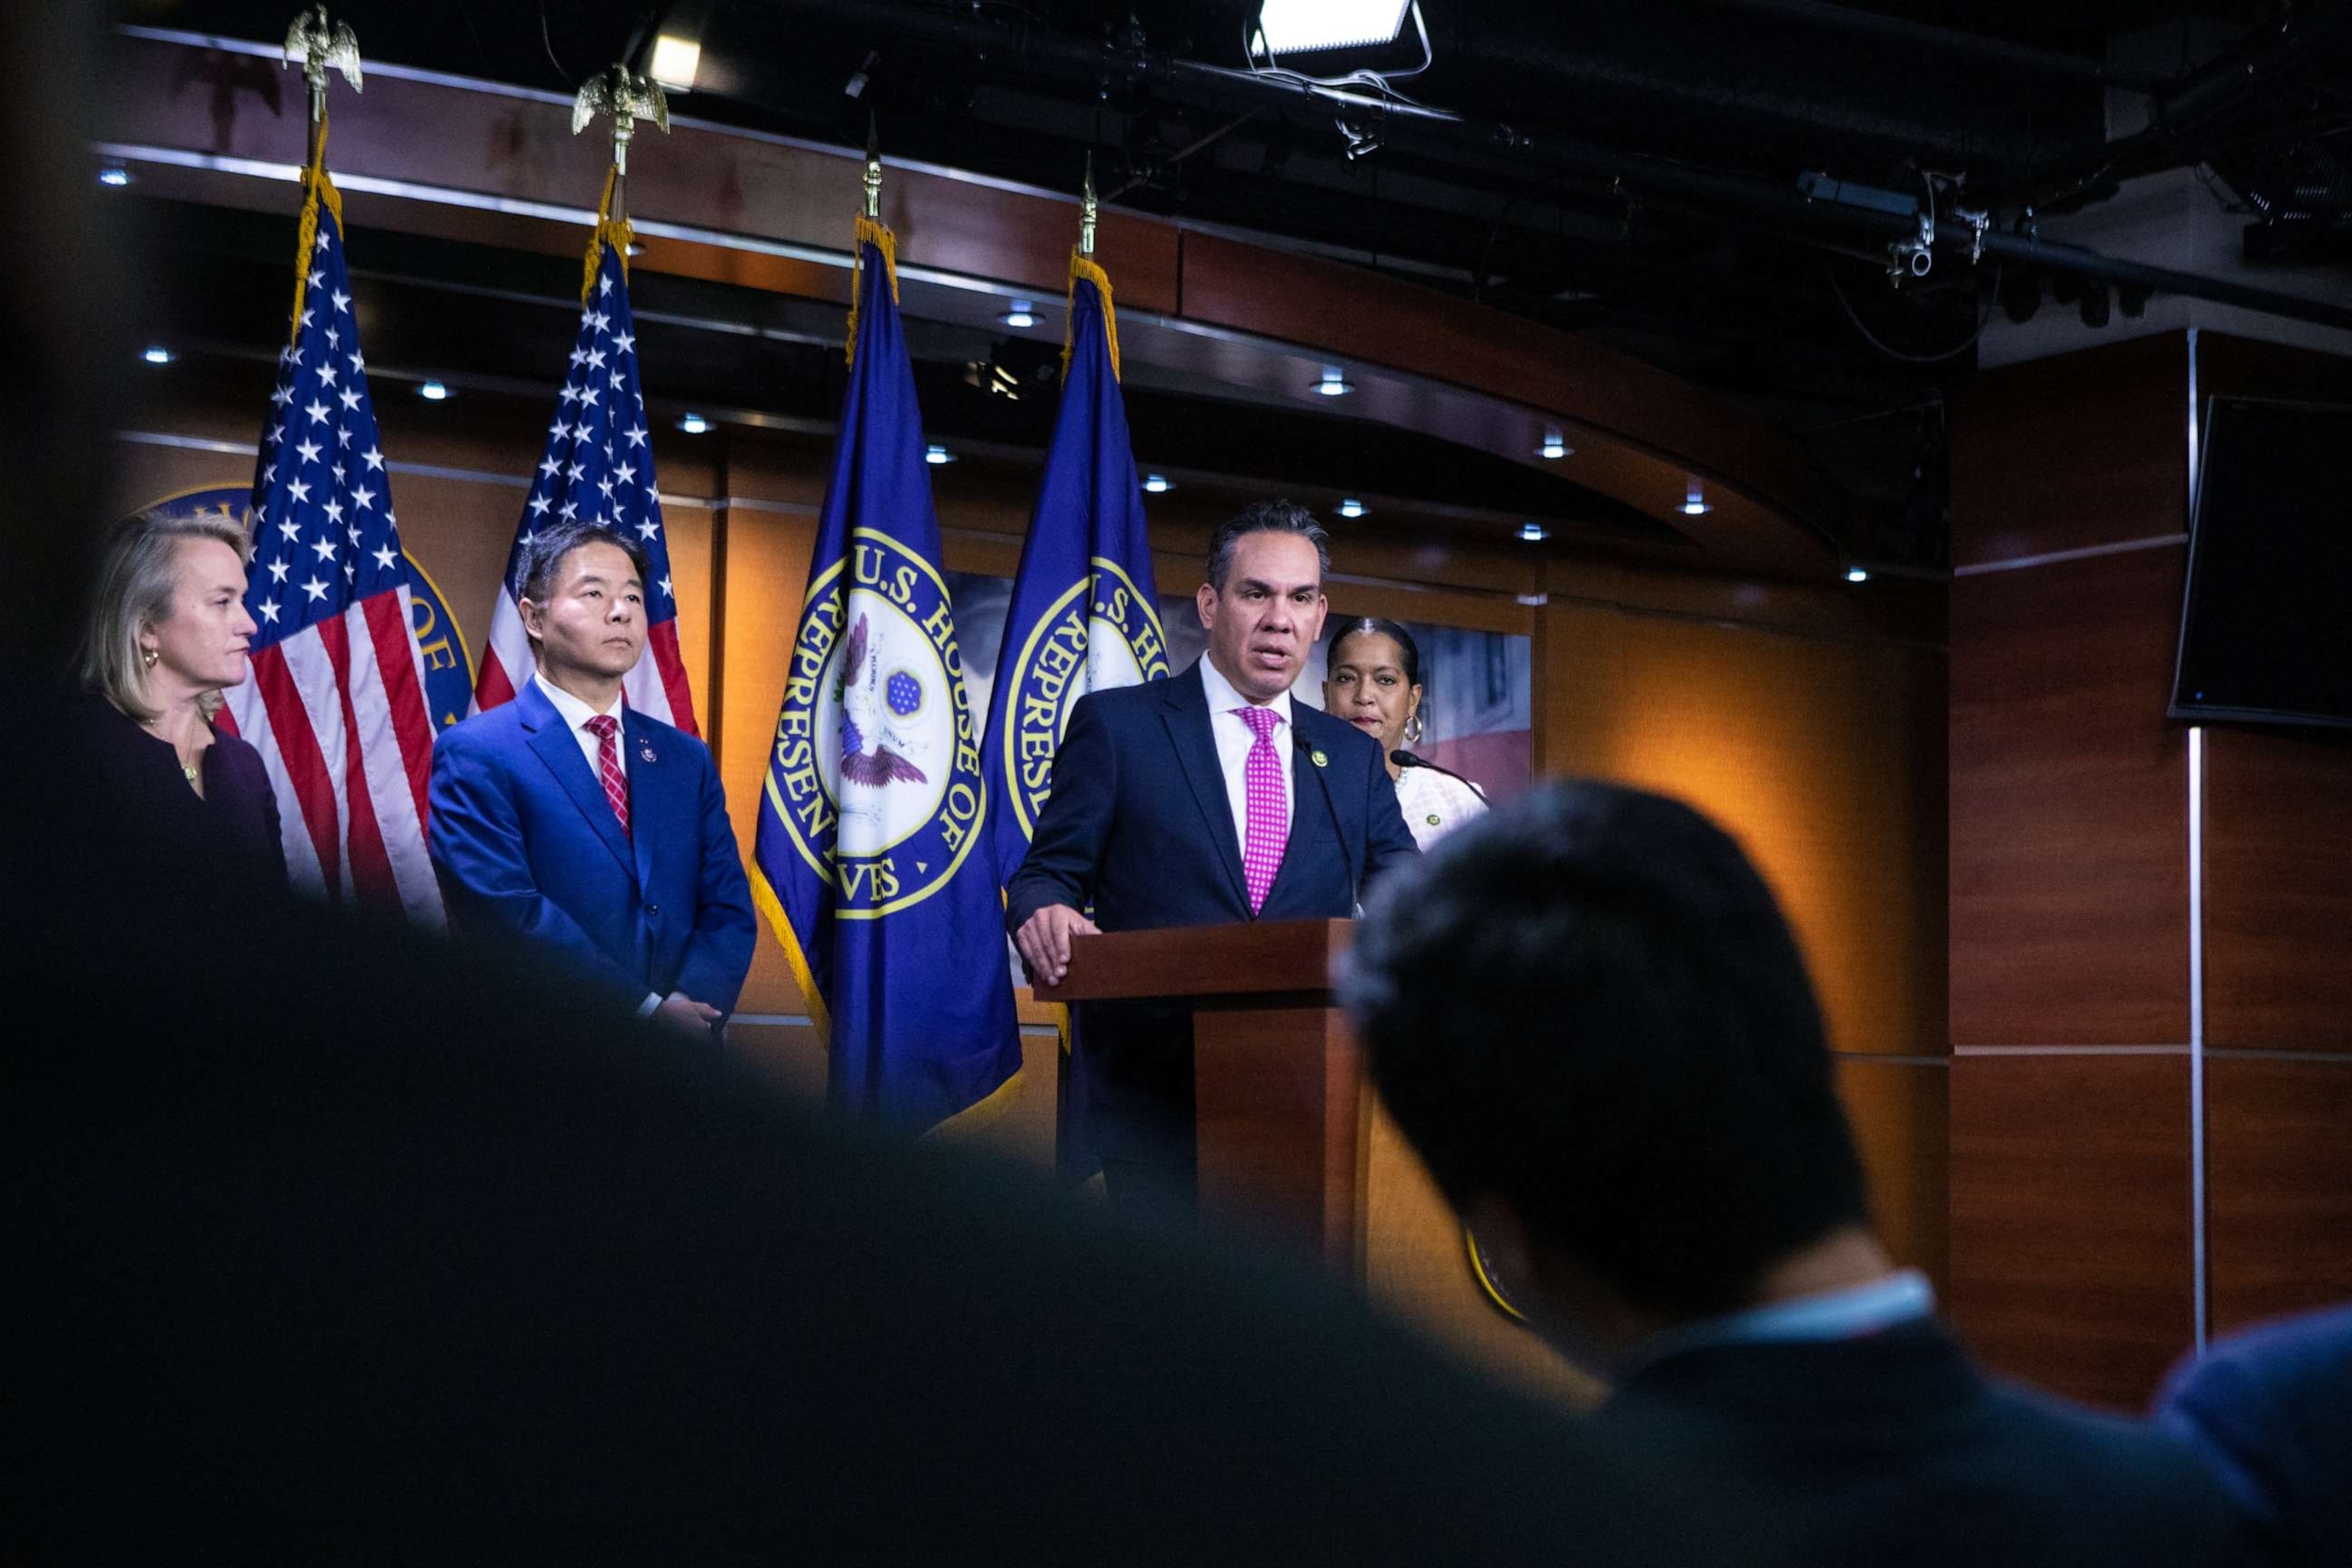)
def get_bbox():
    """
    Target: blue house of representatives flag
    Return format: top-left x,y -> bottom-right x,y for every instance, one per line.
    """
981,254 -> 1170,886
752,217 -> 1024,1129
